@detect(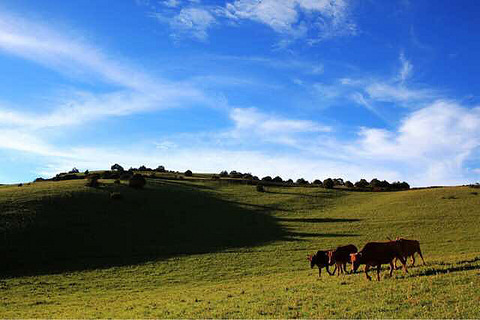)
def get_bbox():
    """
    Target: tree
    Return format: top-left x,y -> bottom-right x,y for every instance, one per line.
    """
355,179 -> 369,188
184,170 -> 193,177
345,181 -> 354,188
219,170 -> 229,177
262,176 -> 273,182
155,165 -> 166,172
333,178 -> 344,186
272,176 -> 283,183
323,178 -> 334,189
111,164 -> 124,172
296,178 -> 308,185
69,167 -> 79,174
313,179 -> 323,186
